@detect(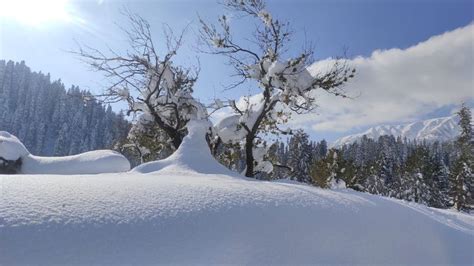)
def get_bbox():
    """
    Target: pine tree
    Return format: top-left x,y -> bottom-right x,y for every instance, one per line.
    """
449,159 -> 472,211
402,146 -> 432,204
288,130 -> 312,183
365,165 -> 385,195
310,149 -> 341,188
425,147 -> 449,208
310,158 -> 331,188
318,140 -> 328,159
449,104 -> 473,211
